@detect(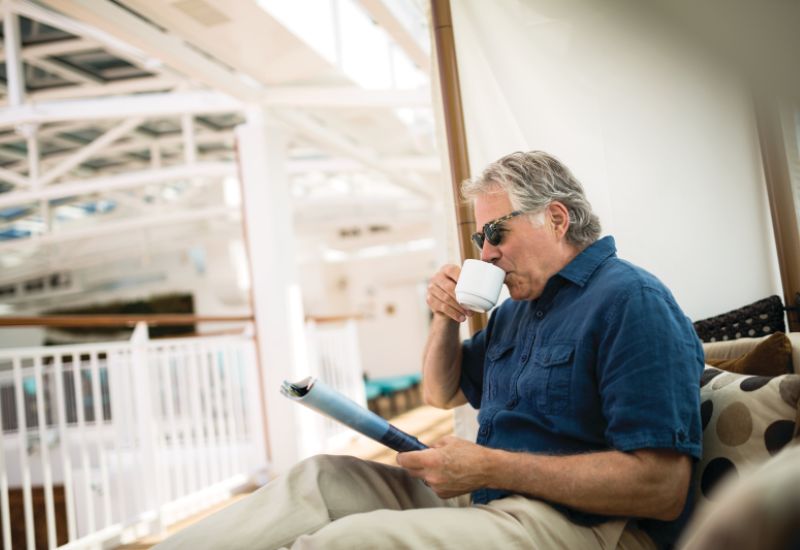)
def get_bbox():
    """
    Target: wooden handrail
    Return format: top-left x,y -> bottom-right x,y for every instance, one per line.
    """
305,314 -> 365,324
0,315 -> 254,328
